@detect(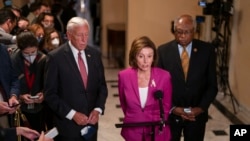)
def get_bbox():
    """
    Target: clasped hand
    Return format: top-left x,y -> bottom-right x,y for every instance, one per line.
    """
172,107 -> 204,121
73,110 -> 100,126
